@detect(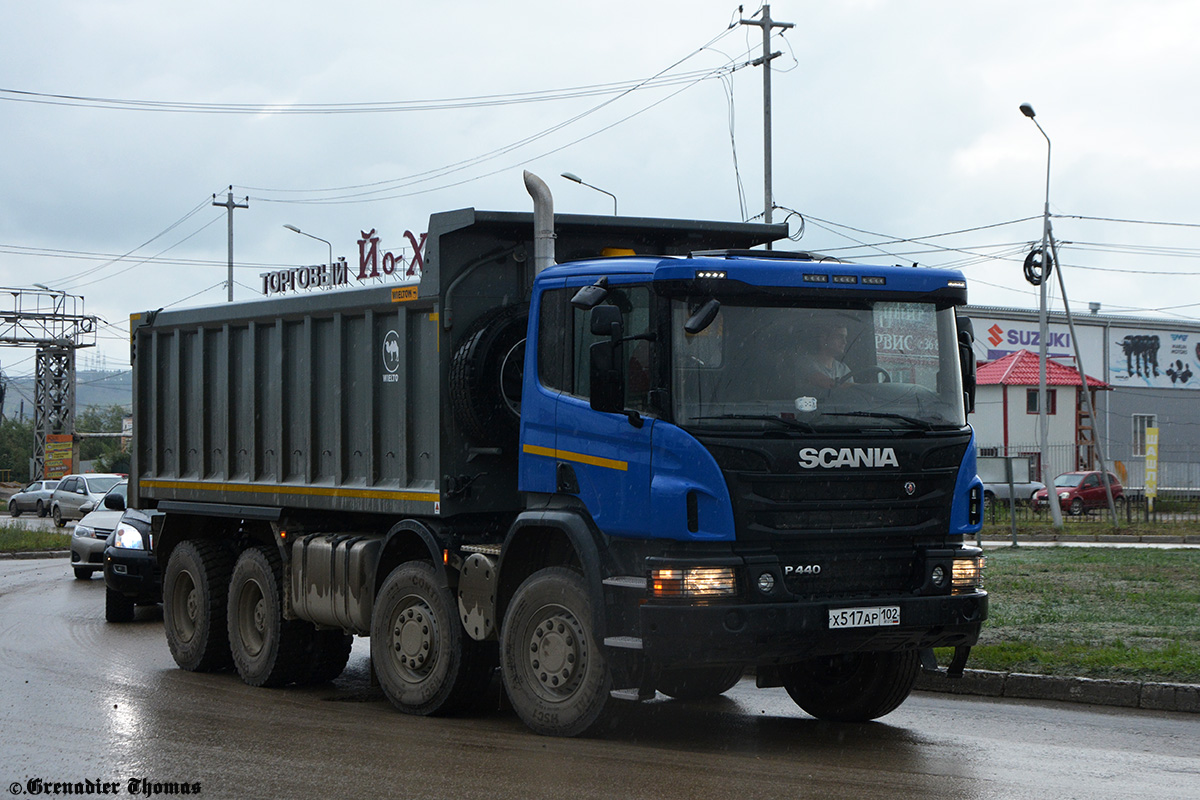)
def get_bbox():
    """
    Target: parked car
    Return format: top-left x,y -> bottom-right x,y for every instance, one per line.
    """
982,478 -> 1046,507
68,480 -> 127,579
1032,471 -> 1124,516
102,502 -> 160,623
50,473 -> 124,528
7,479 -> 60,517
